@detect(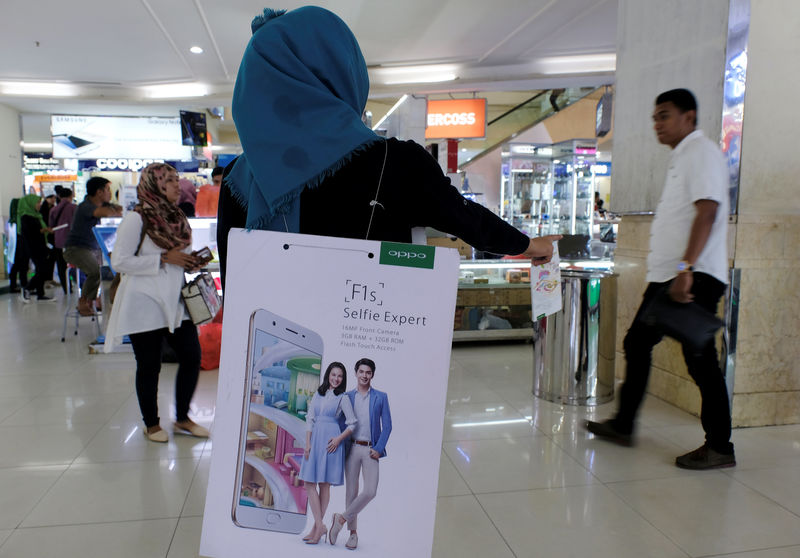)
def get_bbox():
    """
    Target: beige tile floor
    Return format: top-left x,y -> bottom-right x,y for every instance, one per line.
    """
3,290 -> 800,557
